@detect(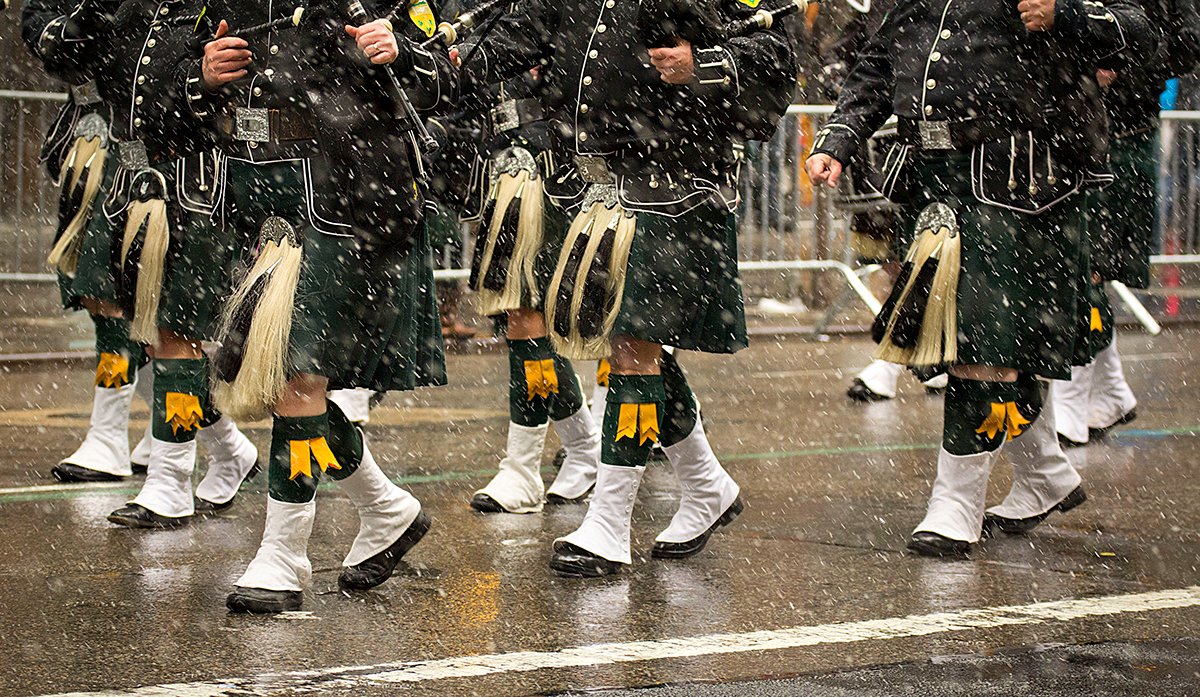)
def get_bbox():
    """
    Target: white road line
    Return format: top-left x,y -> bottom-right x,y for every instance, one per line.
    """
0,481 -> 131,495
41,586 -> 1200,697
